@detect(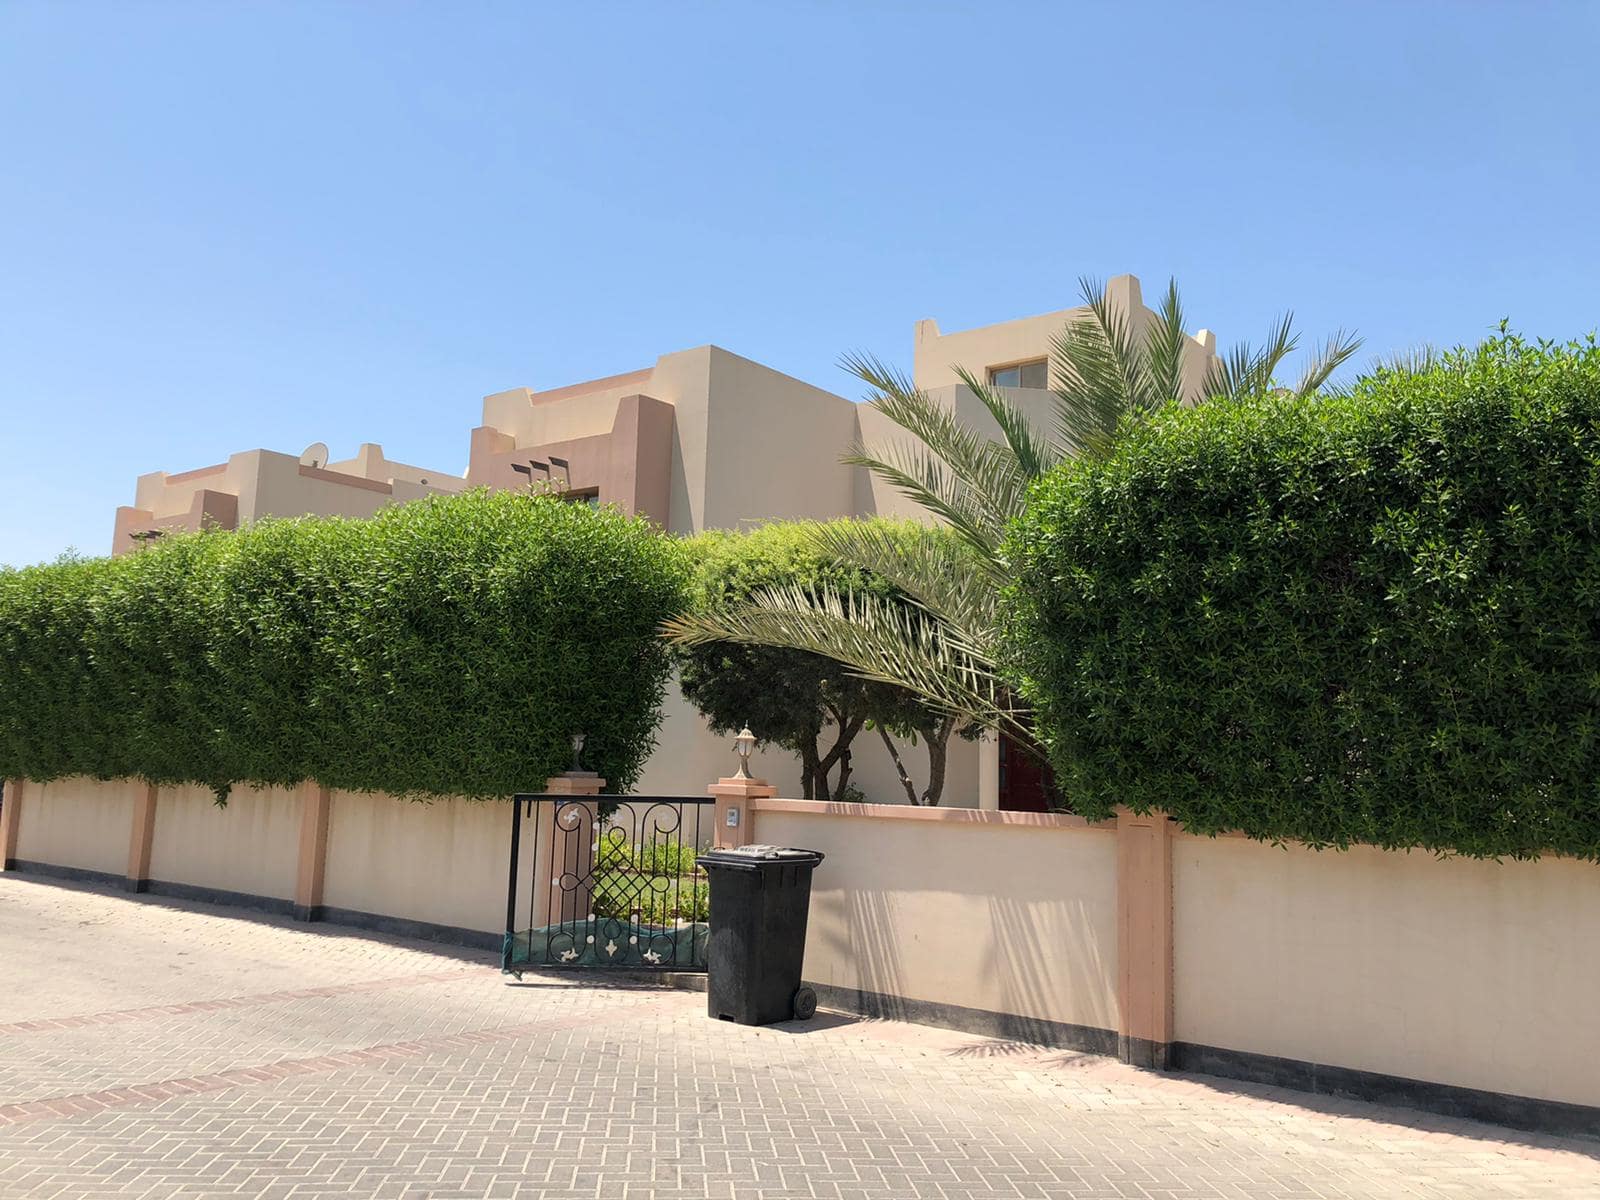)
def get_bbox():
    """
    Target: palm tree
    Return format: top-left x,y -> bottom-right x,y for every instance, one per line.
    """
663,276 -> 1359,744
